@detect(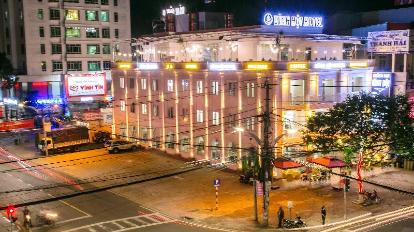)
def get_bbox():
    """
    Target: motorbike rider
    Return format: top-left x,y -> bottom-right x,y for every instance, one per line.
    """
23,207 -> 32,228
